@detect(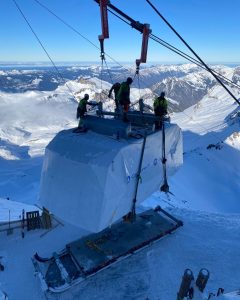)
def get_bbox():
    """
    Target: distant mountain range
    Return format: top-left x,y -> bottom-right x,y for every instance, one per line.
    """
0,63 -> 239,112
